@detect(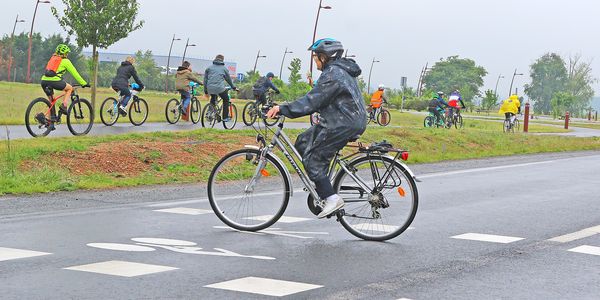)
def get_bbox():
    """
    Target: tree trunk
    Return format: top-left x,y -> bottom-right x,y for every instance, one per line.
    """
91,44 -> 99,117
